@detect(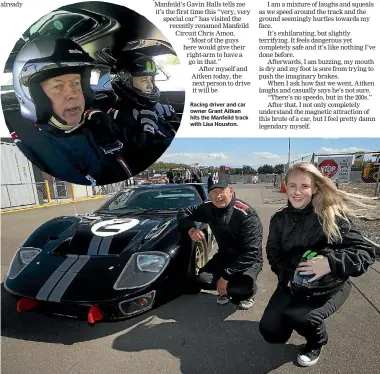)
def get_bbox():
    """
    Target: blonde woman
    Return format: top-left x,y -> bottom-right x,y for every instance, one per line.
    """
259,162 -> 376,367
